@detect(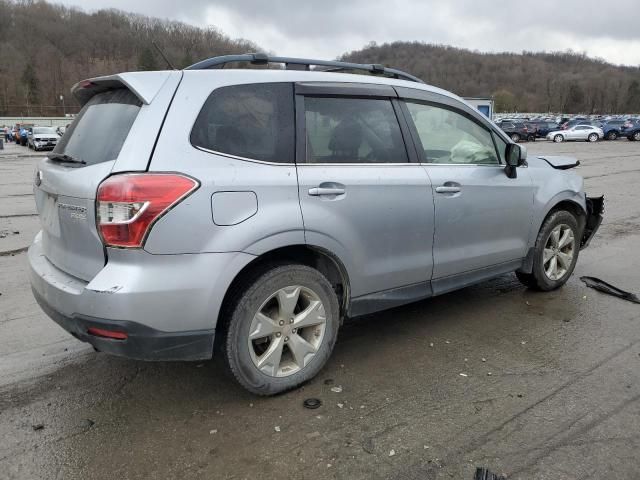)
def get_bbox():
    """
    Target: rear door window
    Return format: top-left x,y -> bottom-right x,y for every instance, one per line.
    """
190,83 -> 294,163
303,97 -> 408,164
53,88 -> 141,166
